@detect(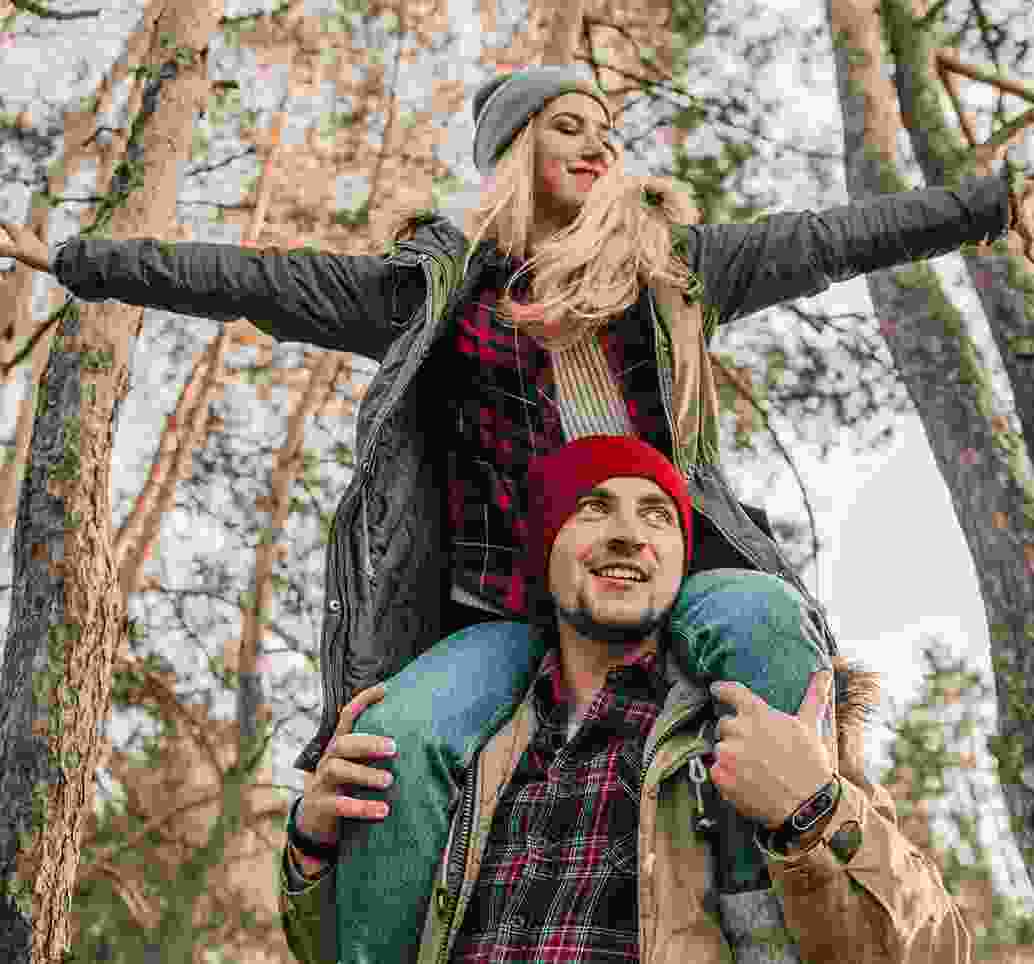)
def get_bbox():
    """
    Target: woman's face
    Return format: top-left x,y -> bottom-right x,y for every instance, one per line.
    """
531,92 -> 617,226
